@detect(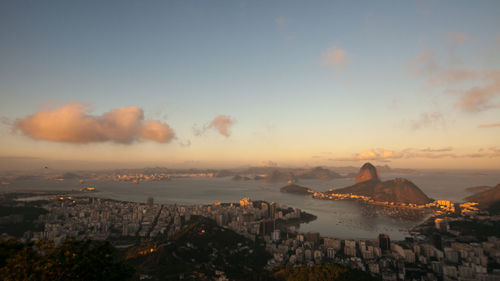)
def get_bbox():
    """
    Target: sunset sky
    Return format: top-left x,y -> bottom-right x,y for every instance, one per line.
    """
1,0 -> 499,170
